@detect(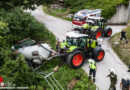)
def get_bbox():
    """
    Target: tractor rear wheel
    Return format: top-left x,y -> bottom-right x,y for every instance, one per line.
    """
67,50 -> 85,69
92,46 -> 105,61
